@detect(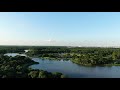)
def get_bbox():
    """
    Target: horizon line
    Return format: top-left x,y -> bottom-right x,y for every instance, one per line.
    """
0,45 -> 120,48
